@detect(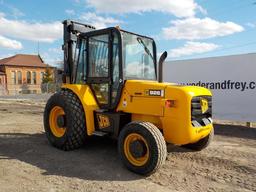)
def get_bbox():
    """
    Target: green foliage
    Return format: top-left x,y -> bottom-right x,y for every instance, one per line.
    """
42,68 -> 53,83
